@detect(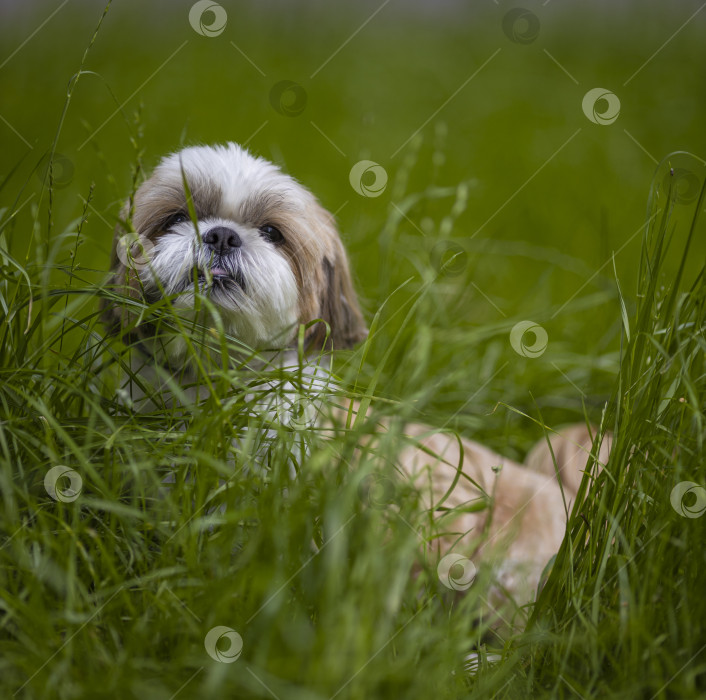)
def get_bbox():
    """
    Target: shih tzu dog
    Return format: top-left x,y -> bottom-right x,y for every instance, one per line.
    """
102,142 -> 367,371
102,142 -> 610,630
